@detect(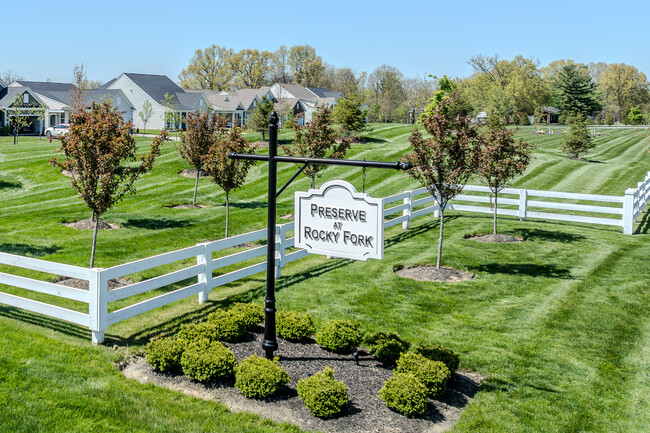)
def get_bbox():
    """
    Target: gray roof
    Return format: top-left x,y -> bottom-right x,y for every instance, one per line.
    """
121,73 -> 184,105
15,81 -> 76,105
543,106 -> 560,114
306,87 -> 342,99
175,92 -> 204,111
87,89 -> 134,109
276,83 -> 318,99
